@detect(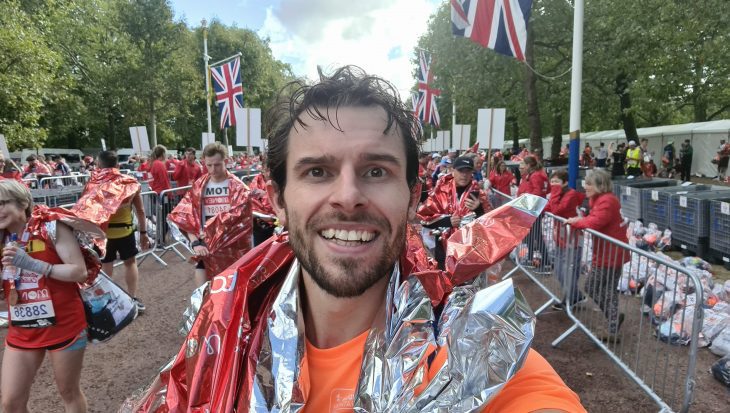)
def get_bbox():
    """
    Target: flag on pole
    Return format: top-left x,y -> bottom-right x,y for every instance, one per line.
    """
415,50 -> 441,128
450,0 -> 533,62
210,56 -> 244,129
